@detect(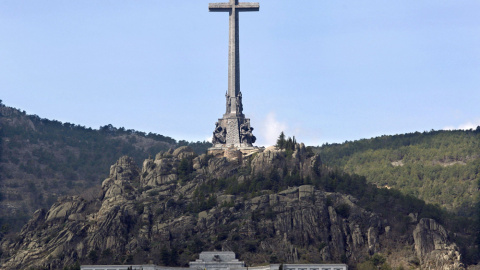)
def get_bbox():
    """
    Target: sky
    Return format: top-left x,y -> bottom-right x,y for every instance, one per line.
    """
1,1 -> 480,146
